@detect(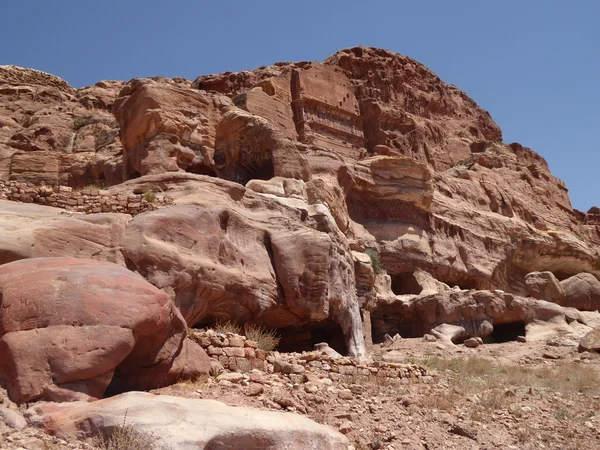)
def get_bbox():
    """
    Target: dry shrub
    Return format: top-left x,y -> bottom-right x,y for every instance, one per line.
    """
97,422 -> 161,450
143,190 -> 156,203
244,324 -> 280,351
214,320 -> 242,335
